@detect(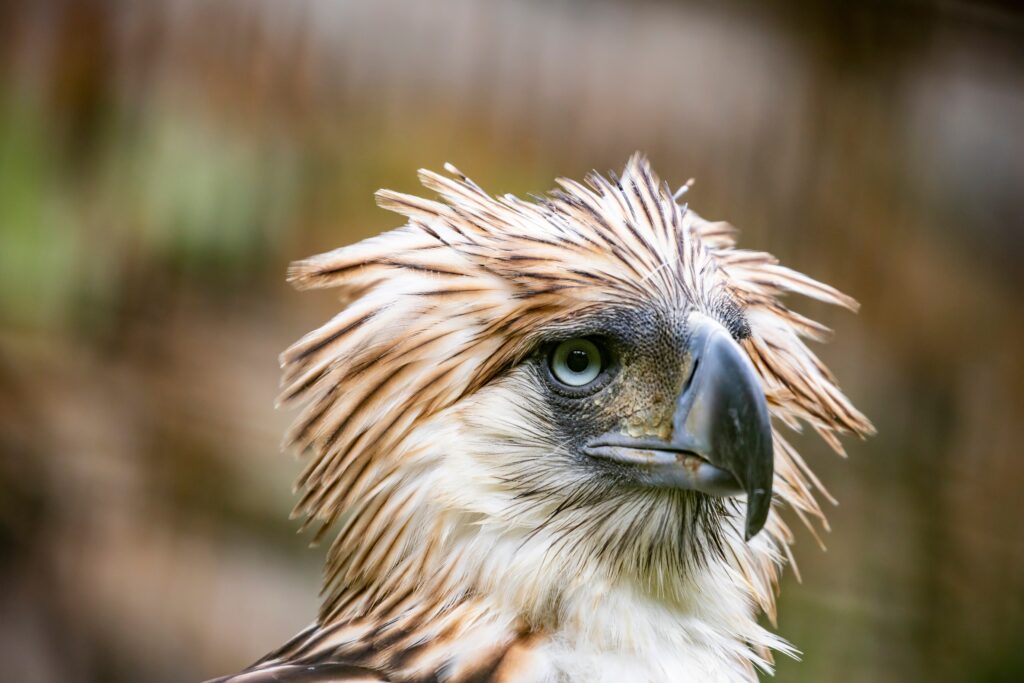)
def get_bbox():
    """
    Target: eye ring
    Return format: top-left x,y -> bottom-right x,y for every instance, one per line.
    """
549,338 -> 604,388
